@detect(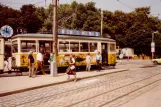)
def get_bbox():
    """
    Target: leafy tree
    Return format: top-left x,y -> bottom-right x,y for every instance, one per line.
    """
20,4 -> 42,33
0,4 -> 21,34
1,2 -> 161,57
